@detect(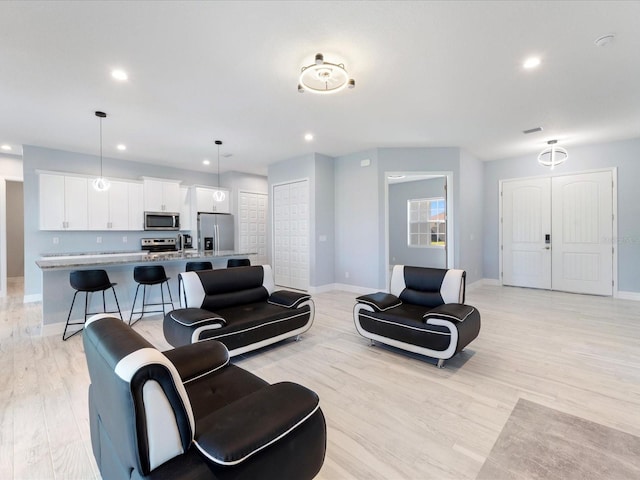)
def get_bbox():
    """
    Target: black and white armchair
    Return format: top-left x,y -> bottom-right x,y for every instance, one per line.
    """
83,314 -> 326,479
353,265 -> 481,368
